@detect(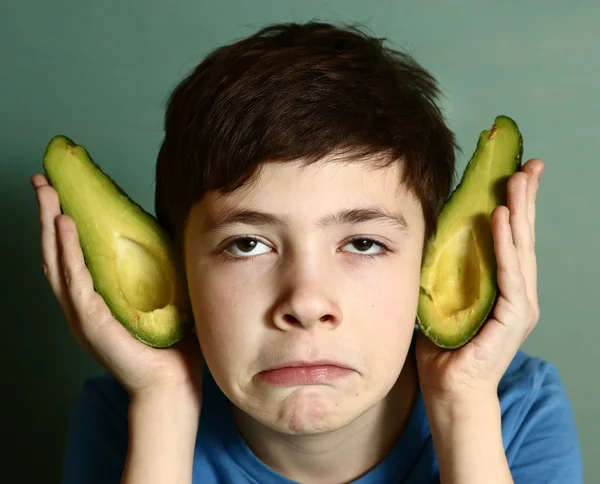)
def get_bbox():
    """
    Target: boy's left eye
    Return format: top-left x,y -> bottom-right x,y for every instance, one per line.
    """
220,236 -> 389,259
343,237 -> 388,255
